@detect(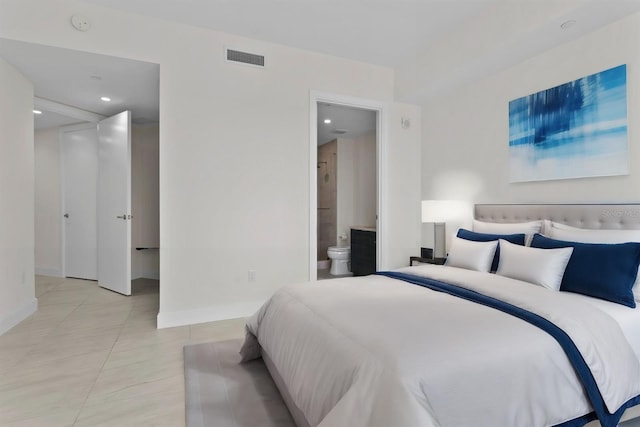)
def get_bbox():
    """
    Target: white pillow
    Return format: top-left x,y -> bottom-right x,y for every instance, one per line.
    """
548,221 -> 640,243
547,222 -> 640,301
496,239 -> 574,291
473,219 -> 543,246
445,237 -> 498,272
